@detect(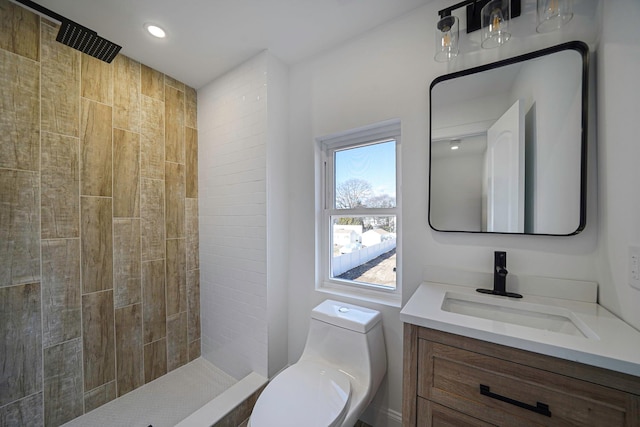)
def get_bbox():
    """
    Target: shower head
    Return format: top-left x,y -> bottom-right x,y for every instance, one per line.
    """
56,20 -> 121,63
12,0 -> 122,63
